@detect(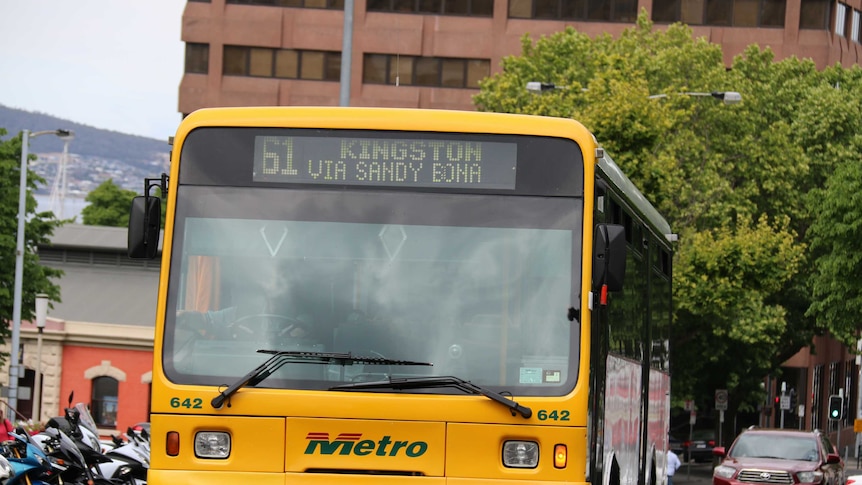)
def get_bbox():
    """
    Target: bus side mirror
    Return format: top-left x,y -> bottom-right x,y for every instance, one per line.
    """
592,224 -> 626,292
128,195 -> 161,259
